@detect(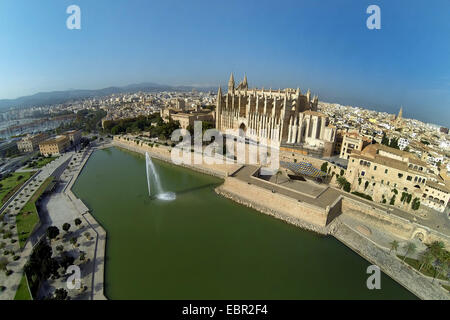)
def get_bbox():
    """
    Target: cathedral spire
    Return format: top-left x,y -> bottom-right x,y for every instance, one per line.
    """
228,73 -> 235,93
243,73 -> 248,88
